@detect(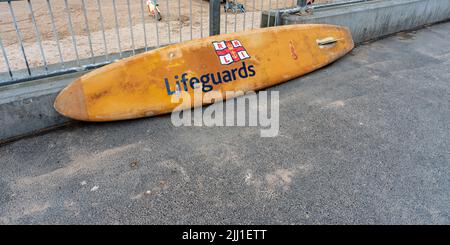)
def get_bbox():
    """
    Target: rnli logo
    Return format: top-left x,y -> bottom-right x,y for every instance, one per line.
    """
212,40 -> 250,65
